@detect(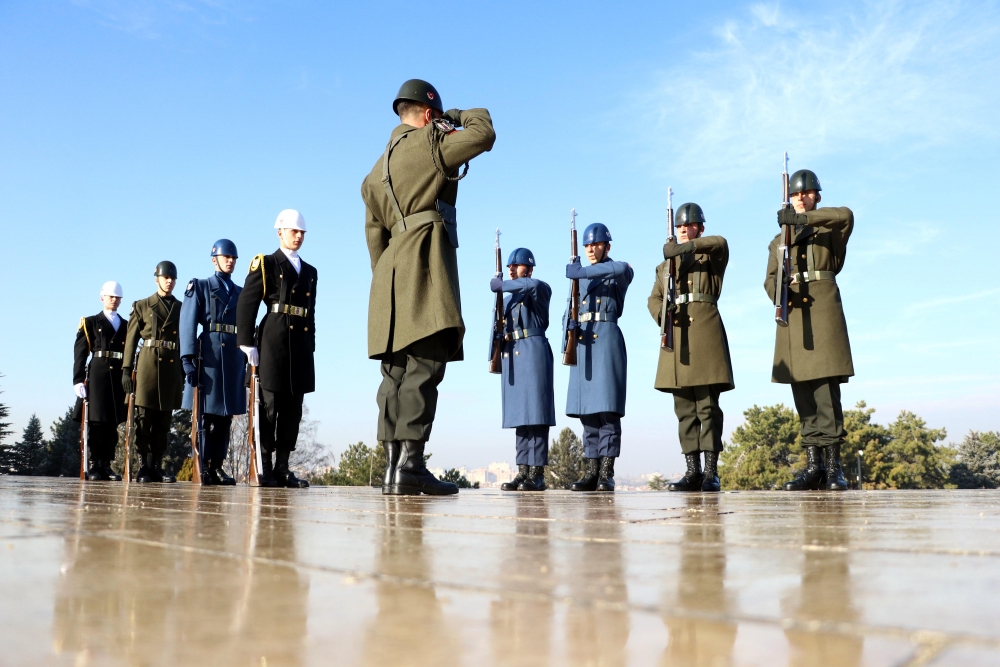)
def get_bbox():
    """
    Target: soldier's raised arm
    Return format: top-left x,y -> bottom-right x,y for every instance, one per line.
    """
434,108 -> 497,170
